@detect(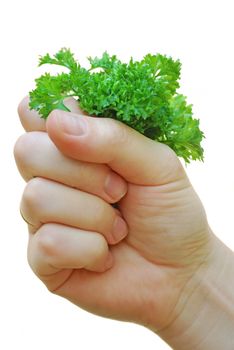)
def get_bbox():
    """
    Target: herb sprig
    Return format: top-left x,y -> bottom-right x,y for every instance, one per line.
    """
29,48 -> 204,163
